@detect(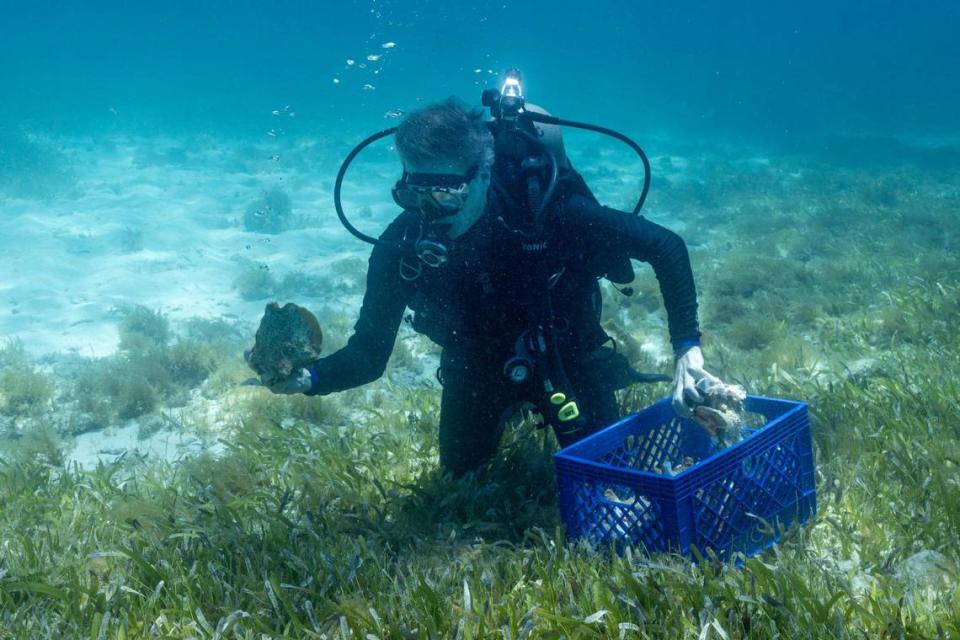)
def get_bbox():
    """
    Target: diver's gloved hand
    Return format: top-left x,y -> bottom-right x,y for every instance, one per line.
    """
672,346 -> 723,416
266,367 -> 314,395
